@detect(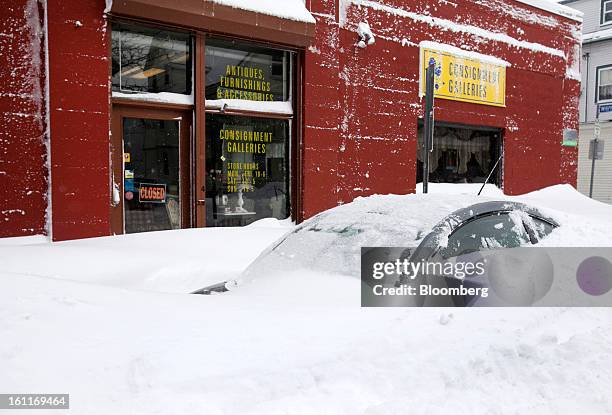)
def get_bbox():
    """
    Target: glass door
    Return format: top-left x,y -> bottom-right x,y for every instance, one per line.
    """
123,118 -> 180,233
111,106 -> 191,234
